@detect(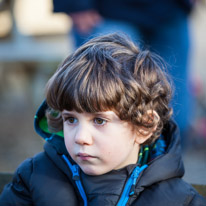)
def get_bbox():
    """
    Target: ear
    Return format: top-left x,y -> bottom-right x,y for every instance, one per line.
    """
135,110 -> 160,145
135,128 -> 154,144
